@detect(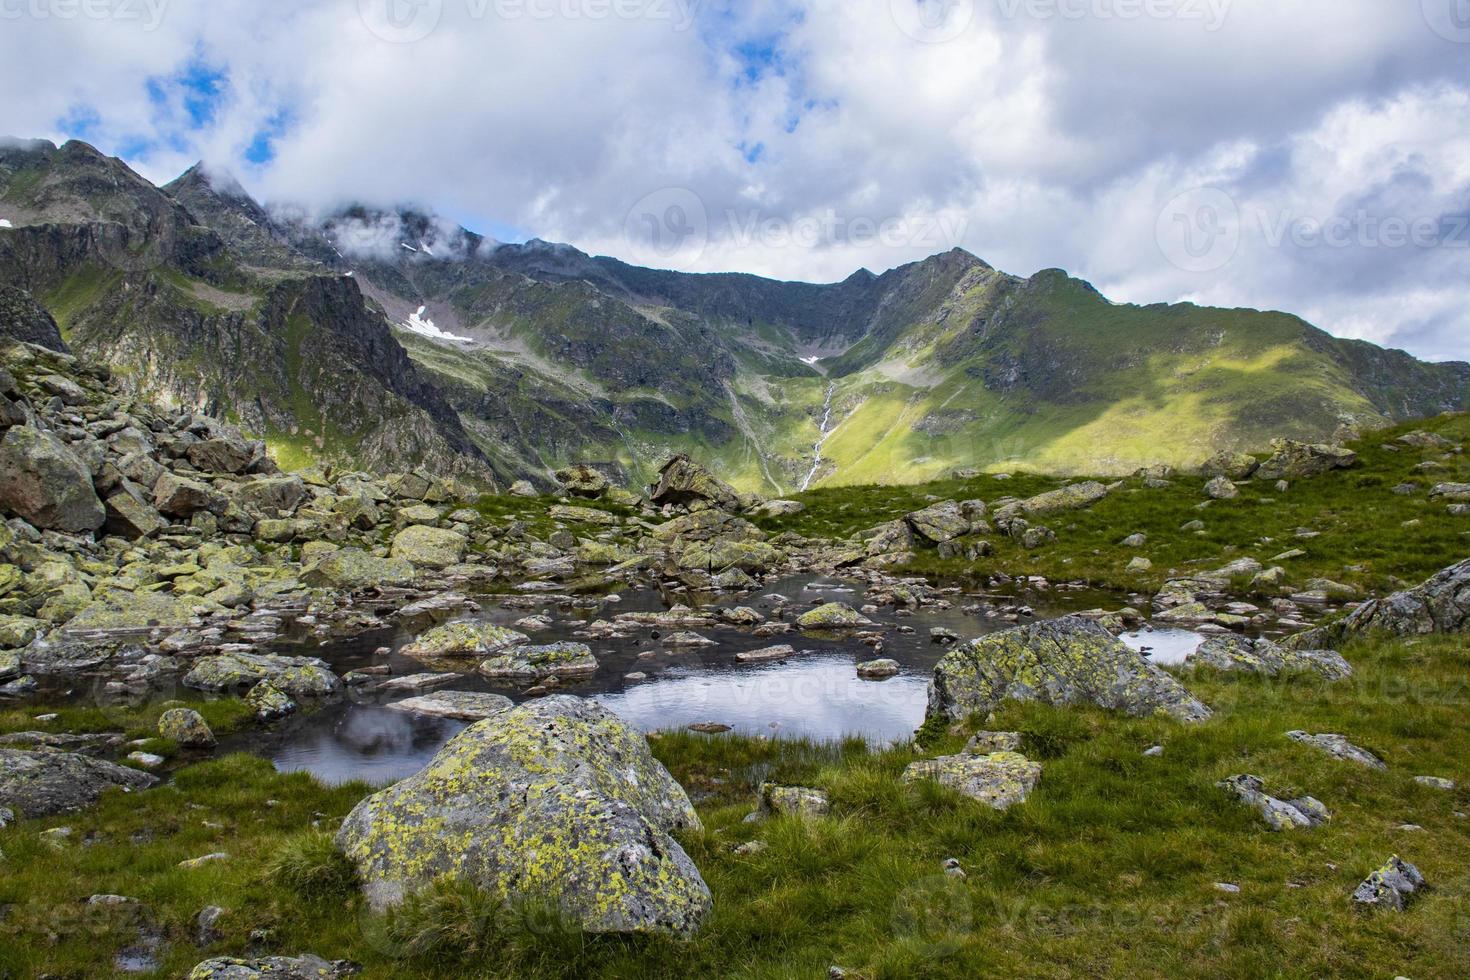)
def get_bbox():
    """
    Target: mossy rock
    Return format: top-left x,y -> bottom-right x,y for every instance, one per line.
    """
901,751 -> 1041,810
335,696 -> 710,934
183,652 -> 340,696
927,616 -> 1211,725
300,549 -> 414,590
796,602 -> 873,630
480,641 -> 598,680
158,707 -> 216,748
390,525 -> 465,569
401,621 -> 529,659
